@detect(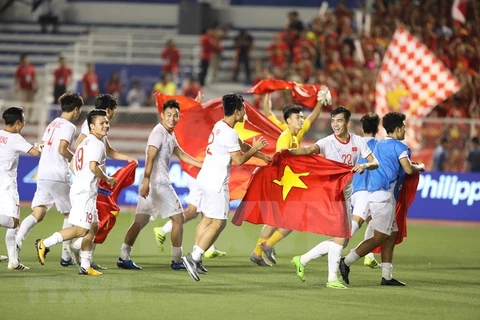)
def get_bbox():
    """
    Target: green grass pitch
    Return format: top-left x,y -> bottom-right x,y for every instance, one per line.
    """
1,207 -> 479,320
